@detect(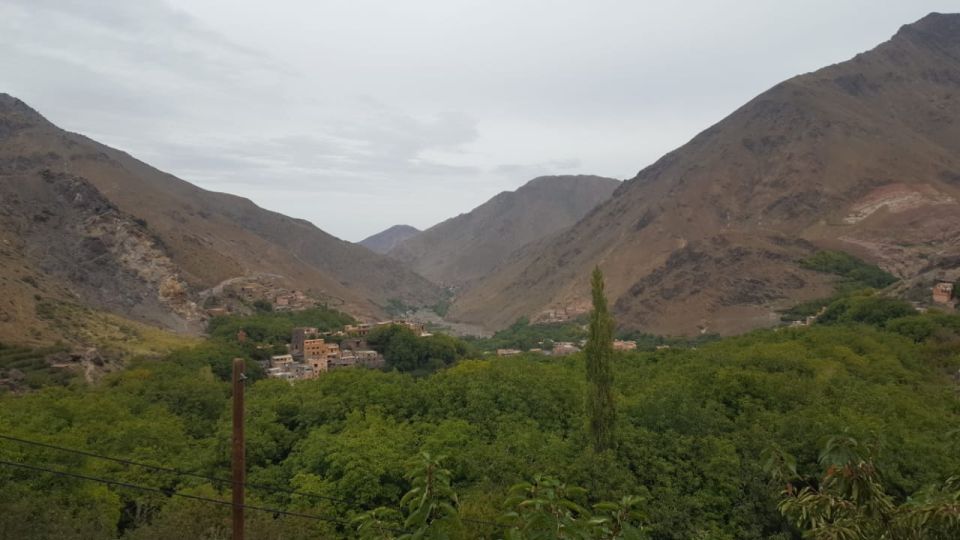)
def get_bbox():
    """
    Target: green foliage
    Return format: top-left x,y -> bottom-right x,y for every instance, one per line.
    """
207,306 -> 354,346
800,251 -> 898,290
502,475 -> 589,539
590,496 -> 647,540
585,268 -> 616,452
0,343 -> 73,393
474,315 -> 712,355
471,317 -> 587,352
816,292 -> 915,327
2,301 -> 960,538
397,452 -> 462,538
613,330 -> 720,351
431,299 -> 452,318
0,483 -> 120,540
501,475 -> 647,539
367,324 -> 475,374
431,290 -> 455,318
780,297 -> 835,323
355,455 -> 645,540
164,341 -> 264,382
385,298 -> 417,318
355,506 -> 404,540
767,436 -> 960,539
119,484 -> 335,539
252,299 -> 274,313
